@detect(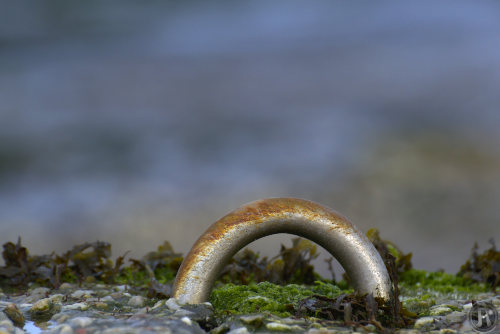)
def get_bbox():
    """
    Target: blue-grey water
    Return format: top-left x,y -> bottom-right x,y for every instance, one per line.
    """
1,1 -> 499,276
